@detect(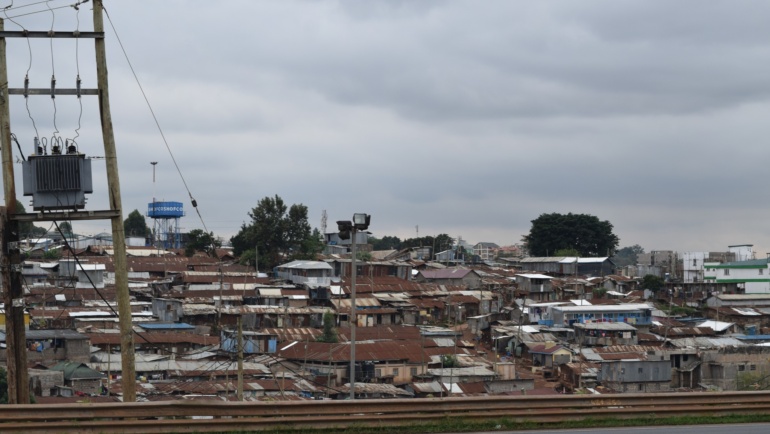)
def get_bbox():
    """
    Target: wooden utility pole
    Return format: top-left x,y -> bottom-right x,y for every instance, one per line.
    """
0,18 -> 29,405
0,1 -> 135,403
93,0 -> 135,402
237,317 -> 244,401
